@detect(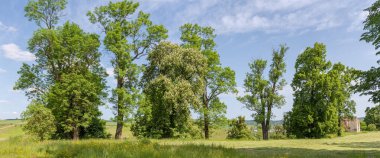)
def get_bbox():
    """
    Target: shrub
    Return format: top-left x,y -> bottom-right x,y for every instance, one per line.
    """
271,125 -> 286,139
227,116 -> 251,139
21,101 -> 56,141
360,121 -> 367,131
367,124 -> 377,131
